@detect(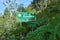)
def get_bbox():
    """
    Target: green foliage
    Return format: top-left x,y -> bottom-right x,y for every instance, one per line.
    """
0,0 -> 60,40
25,5 -> 36,13
25,0 -> 60,40
17,4 -> 25,12
25,12 -> 60,40
12,26 -> 26,34
25,17 -> 60,40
